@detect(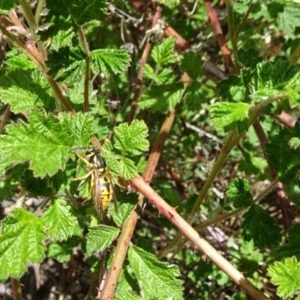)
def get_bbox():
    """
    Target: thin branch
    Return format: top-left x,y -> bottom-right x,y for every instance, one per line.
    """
131,176 -> 268,300
78,25 -> 91,112
101,109 -> 176,299
0,104 -> 10,133
11,278 -> 22,300
204,0 -> 234,72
